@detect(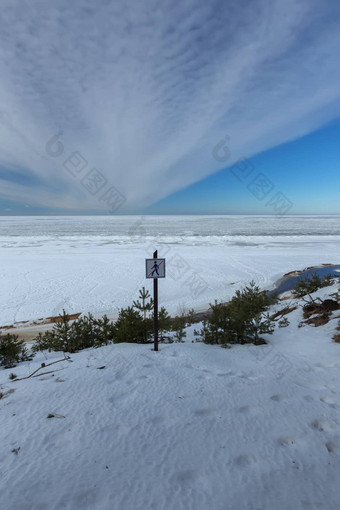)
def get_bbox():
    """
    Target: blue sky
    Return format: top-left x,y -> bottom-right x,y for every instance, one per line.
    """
0,0 -> 339,215
146,118 -> 340,215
